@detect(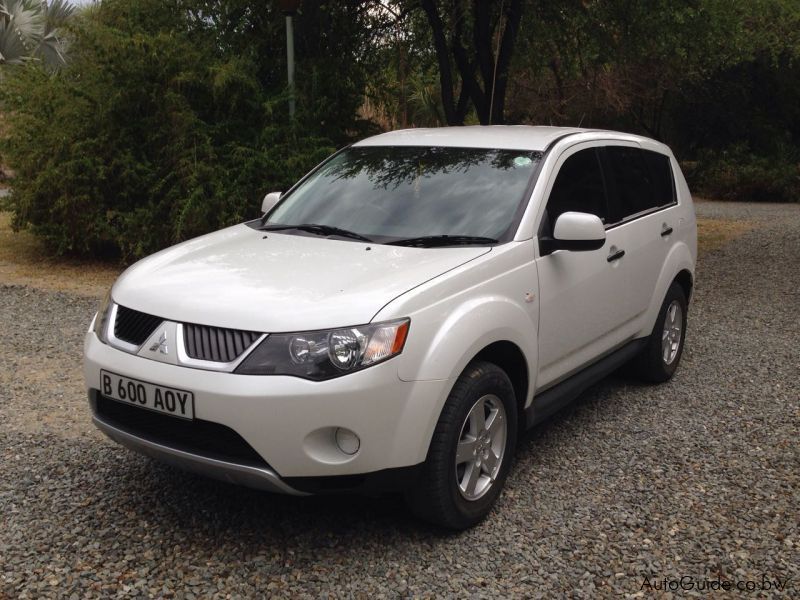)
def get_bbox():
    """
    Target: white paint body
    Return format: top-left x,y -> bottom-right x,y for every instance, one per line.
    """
84,126 -> 697,485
